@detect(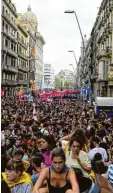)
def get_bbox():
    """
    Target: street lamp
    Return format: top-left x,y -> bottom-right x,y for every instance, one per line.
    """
68,50 -> 78,66
64,10 -> 85,50
69,64 -> 75,72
